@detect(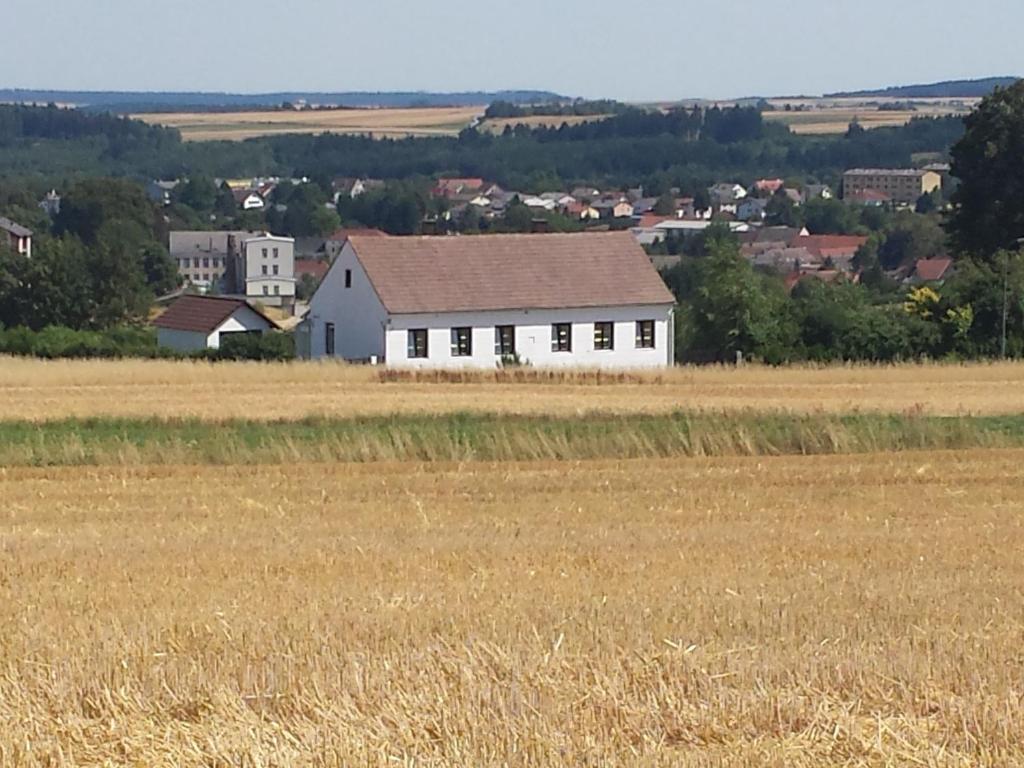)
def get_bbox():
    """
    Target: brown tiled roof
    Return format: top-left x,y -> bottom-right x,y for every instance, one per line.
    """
295,258 -> 330,281
153,295 -> 277,333
0,216 -> 32,238
347,232 -> 675,315
798,234 -> 869,258
914,257 -> 954,282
